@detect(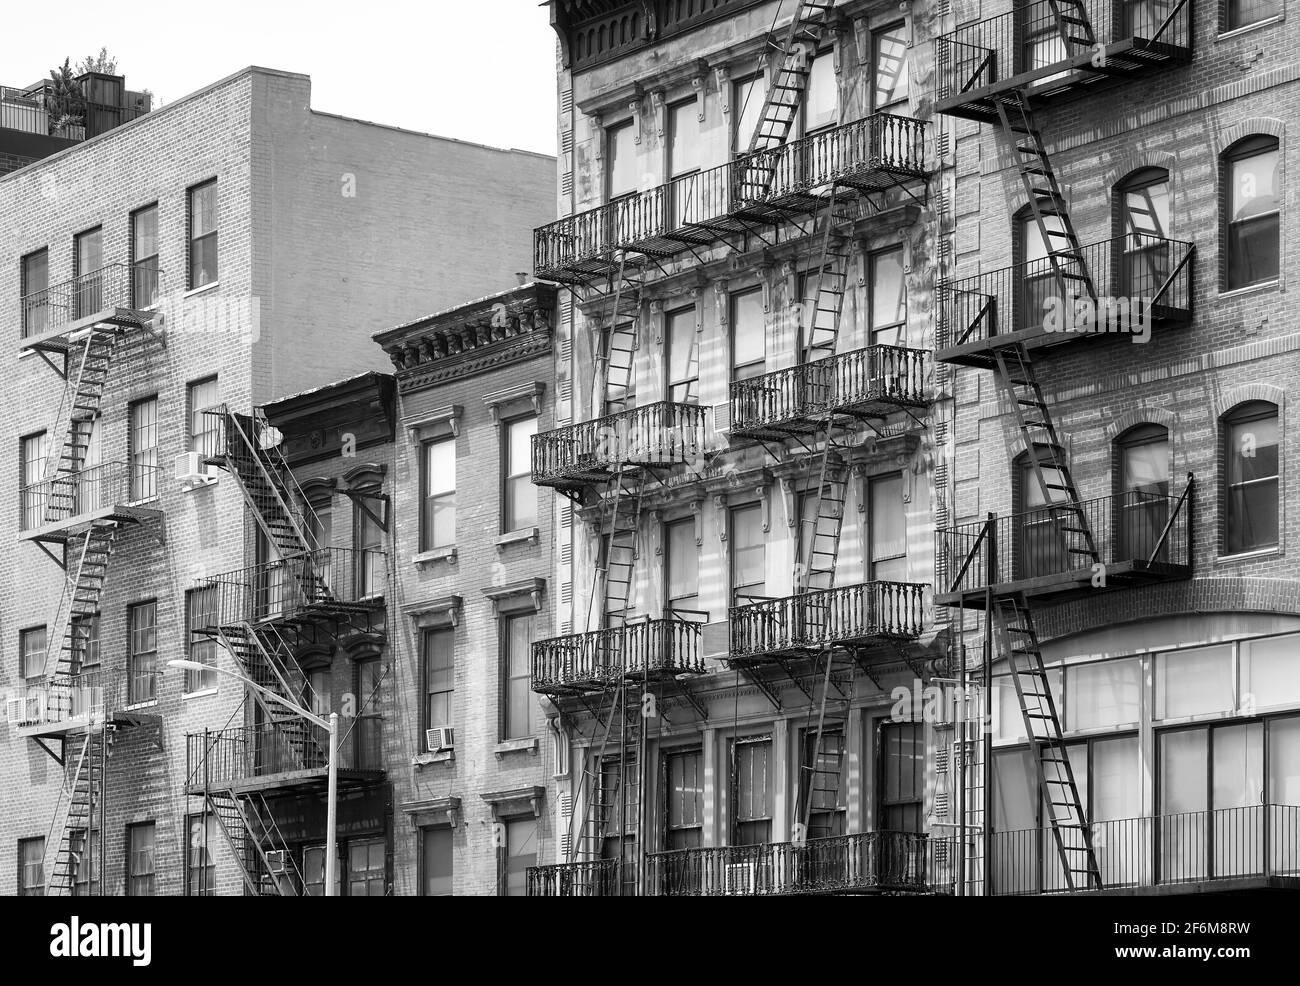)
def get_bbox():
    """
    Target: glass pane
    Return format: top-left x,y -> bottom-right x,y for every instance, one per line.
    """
1067,658 -> 1141,730
1270,717 -> 1300,805
666,307 -> 697,401
665,519 -> 698,604
508,418 -> 537,474
870,248 -> 906,343
668,100 -> 699,177
423,828 -> 453,896
869,473 -> 905,573
1155,645 -> 1234,719
607,122 -> 637,199
1227,413 -> 1279,485
191,182 -> 218,237
1121,435 -> 1169,492
426,439 -> 455,496
1214,723 -> 1264,877
730,289 -> 765,377
873,25 -> 910,110
1242,634 -> 1300,710
1231,148 -> 1280,222
804,54 -> 837,132
995,666 -> 1062,740
730,503 -> 765,598
735,740 -> 772,826
1124,180 -> 1170,238
992,748 -> 1037,893
134,206 -> 159,261
734,75 -> 768,156
506,818 -> 537,896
